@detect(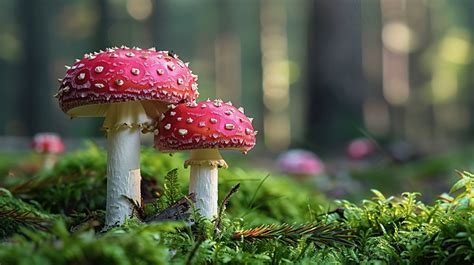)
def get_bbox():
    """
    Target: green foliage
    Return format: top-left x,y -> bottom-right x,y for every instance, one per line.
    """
0,146 -> 473,264
0,221 -> 185,265
232,223 -> 353,246
0,188 -> 57,238
162,168 -> 183,206
218,169 -> 330,224
7,142 -> 185,214
332,171 -> 474,264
